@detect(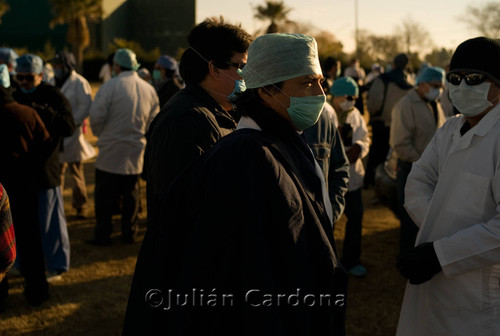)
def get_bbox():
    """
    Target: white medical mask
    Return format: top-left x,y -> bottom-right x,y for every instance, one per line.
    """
339,100 -> 354,112
449,81 -> 498,117
425,87 -> 442,102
